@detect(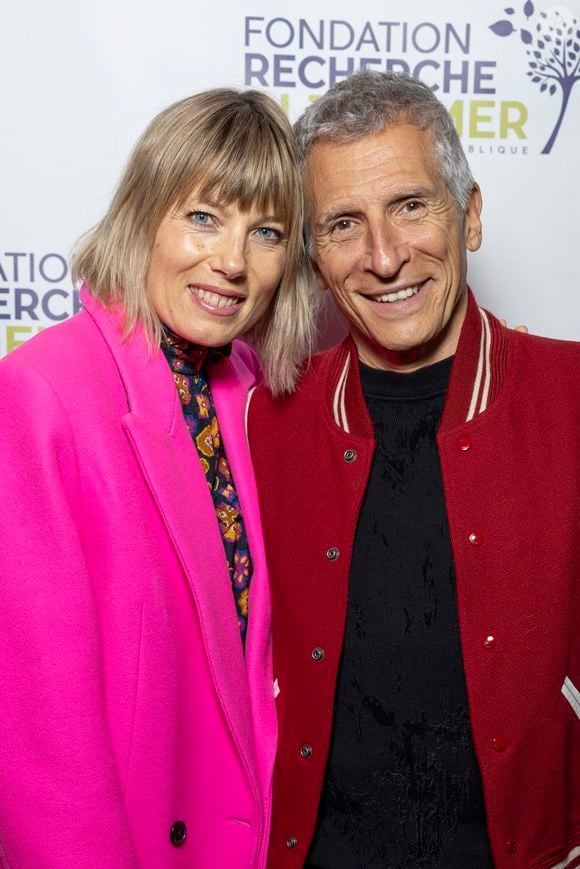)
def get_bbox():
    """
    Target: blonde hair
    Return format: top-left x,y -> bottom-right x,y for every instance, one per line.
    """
72,88 -> 318,393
